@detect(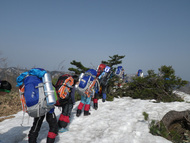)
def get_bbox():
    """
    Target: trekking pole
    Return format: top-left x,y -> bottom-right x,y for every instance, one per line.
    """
20,112 -> 25,126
